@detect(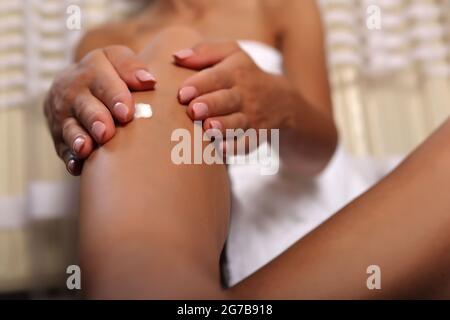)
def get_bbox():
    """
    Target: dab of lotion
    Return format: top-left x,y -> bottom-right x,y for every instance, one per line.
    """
134,103 -> 153,119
